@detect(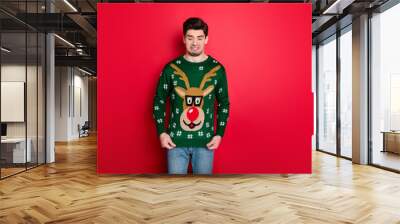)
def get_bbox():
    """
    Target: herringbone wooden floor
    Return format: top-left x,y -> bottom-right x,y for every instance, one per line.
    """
1,134 -> 400,224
